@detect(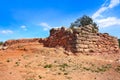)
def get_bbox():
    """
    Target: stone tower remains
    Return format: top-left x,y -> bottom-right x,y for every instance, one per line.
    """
44,24 -> 119,54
